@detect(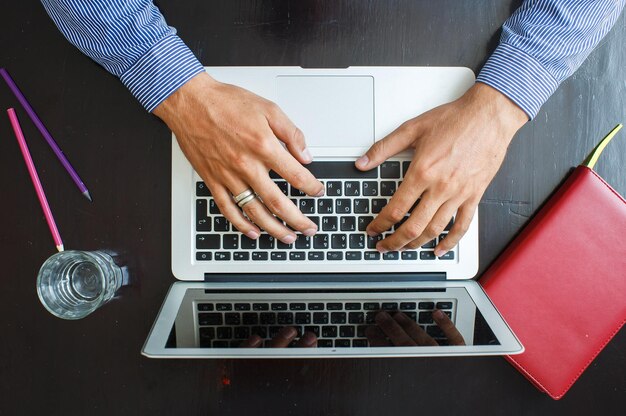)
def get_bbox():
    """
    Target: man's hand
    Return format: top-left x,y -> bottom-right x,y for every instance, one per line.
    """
356,83 -> 527,256
366,310 -> 466,346
154,73 -> 324,244
240,327 -> 318,348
